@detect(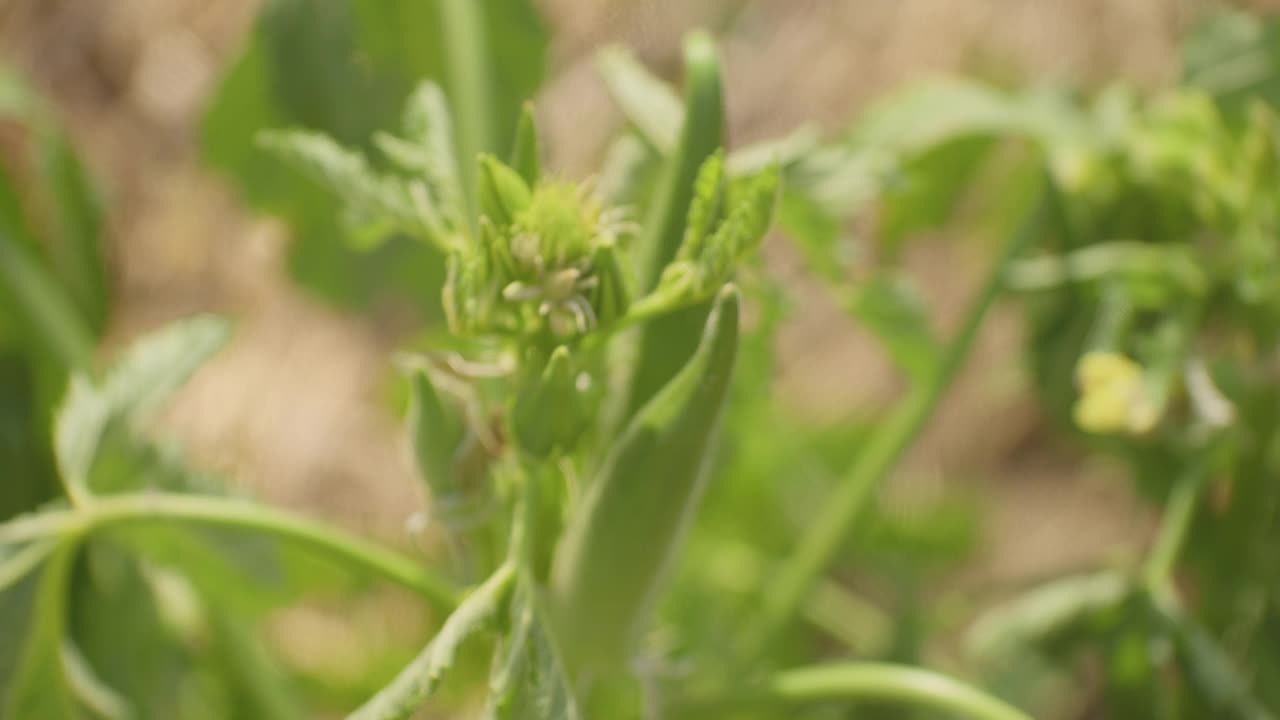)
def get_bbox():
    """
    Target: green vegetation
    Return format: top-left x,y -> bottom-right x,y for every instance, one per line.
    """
3,3 -> 1280,718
